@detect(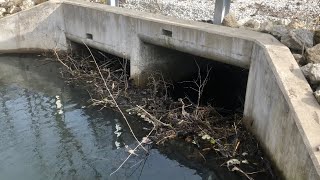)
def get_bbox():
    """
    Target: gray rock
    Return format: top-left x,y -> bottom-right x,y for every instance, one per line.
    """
222,13 -> 239,28
270,25 -> 288,39
287,20 -> 305,29
34,0 -> 46,5
0,7 -> 5,17
301,63 -> 320,84
292,53 -> 306,65
306,44 -> 320,64
259,21 -> 273,33
244,19 -> 260,30
314,30 -> 320,45
281,29 -> 314,51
